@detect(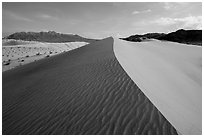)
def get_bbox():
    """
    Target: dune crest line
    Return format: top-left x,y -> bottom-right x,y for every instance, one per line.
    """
113,38 -> 202,135
3,37 -> 177,135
